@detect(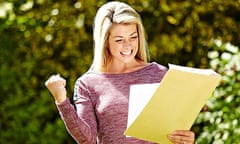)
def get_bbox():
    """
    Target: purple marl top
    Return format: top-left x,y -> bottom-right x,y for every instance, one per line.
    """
56,62 -> 167,144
